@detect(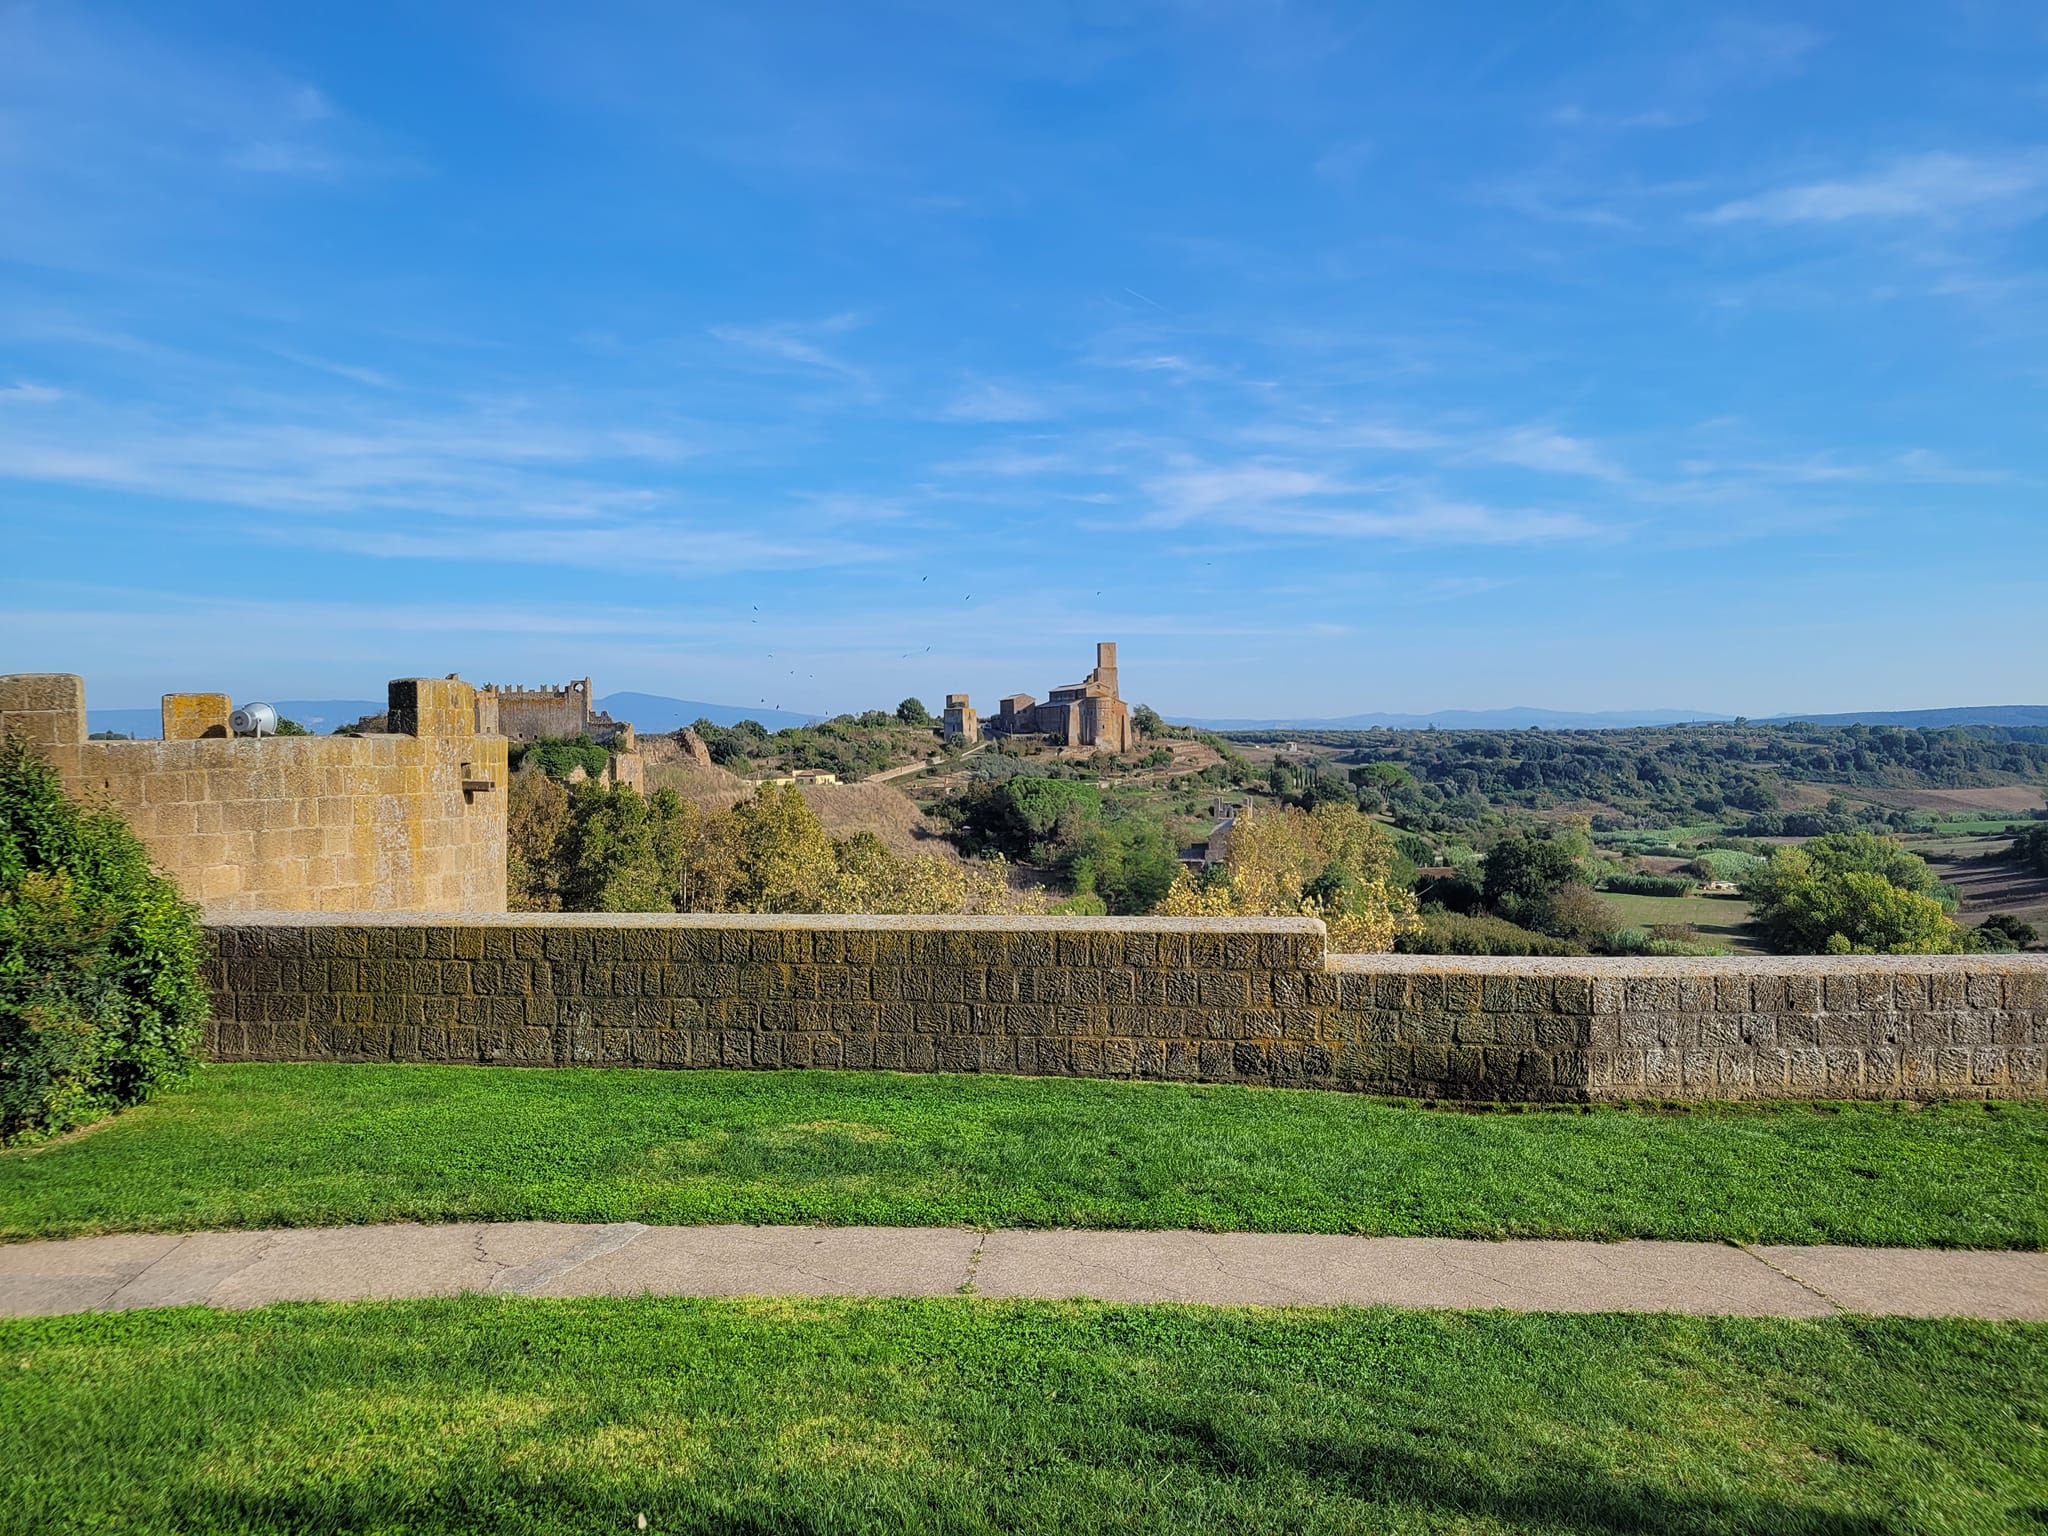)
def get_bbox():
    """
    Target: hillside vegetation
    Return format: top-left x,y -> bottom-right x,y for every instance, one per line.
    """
1224,722 -> 2048,826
